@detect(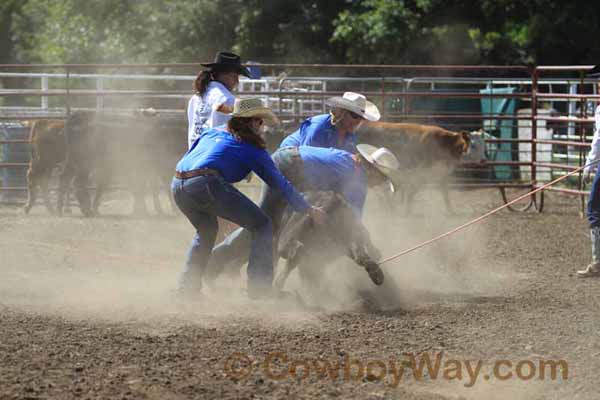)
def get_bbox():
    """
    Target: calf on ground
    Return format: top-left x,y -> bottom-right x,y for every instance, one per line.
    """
274,191 -> 383,291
